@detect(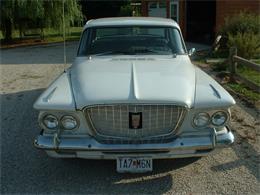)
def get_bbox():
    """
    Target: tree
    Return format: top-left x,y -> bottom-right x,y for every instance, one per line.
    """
0,0 -> 82,41
118,4 -> 133,17
42,0 -> 82,33
1,1 -> 15,41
